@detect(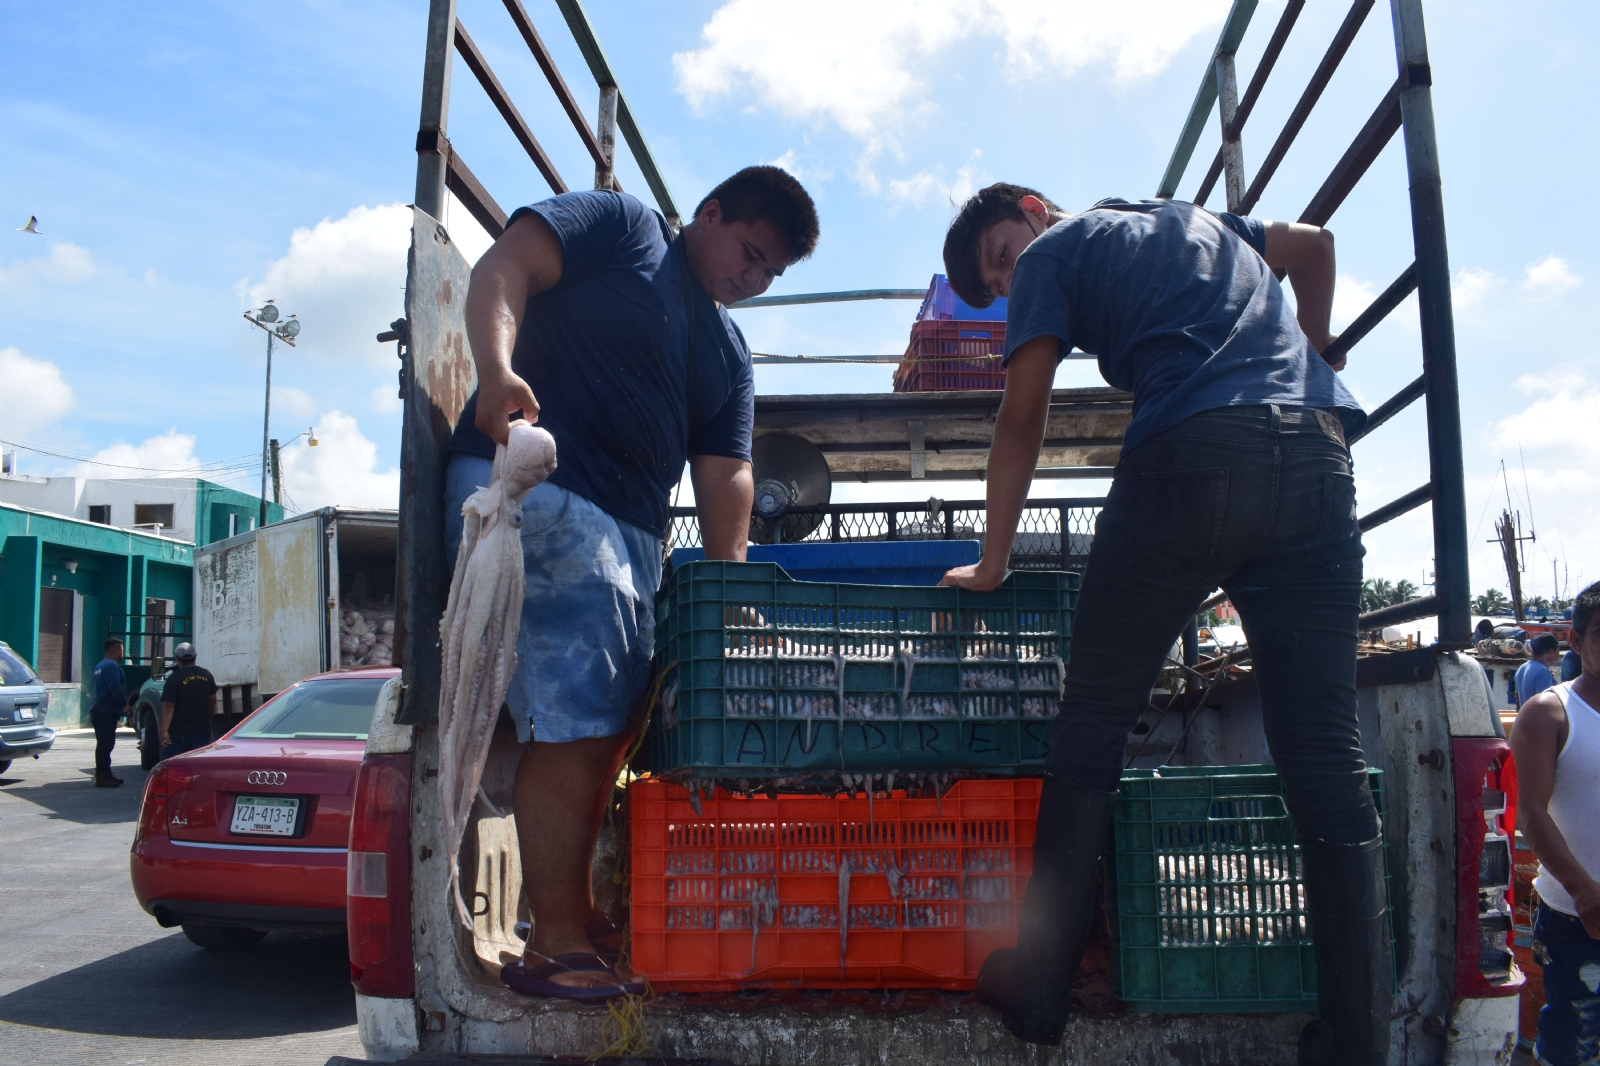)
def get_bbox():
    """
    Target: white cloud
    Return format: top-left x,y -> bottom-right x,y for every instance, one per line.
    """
675,0 -> 1227,141
77,429 -> 204,478
0,348 -> 76,436
369,383 -> 402,415
1331,274 -> 1377,331
885,160 -> 984,209
279,409 -> 398,511
273,385 -> 319,421
241,203 -> 412,366
1520,254 -> 1581,299
0,242 -> 102,287
767,149 -> 834,185
1452,266 -> 1500,309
